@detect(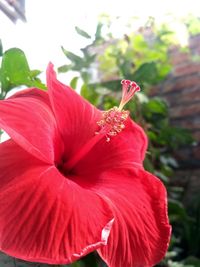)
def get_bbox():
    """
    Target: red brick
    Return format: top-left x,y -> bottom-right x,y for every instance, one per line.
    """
181,168 -> 200,204
163,86 -> 200,106
192,145 -> 200,160
170,102 -> 200,118
170,52 -> 190,65
149,85 -> 160,96
174,63 -> 200,77
168,45 -> 179,54
172,117 -> 200,131
189,46 -> 200,55
189,34 -> 200,49
192,131 -> 200,141
150,33 -> 200,167
163,75 -> 200,93
174,148 -> 191,161
180,86 -> 200,102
